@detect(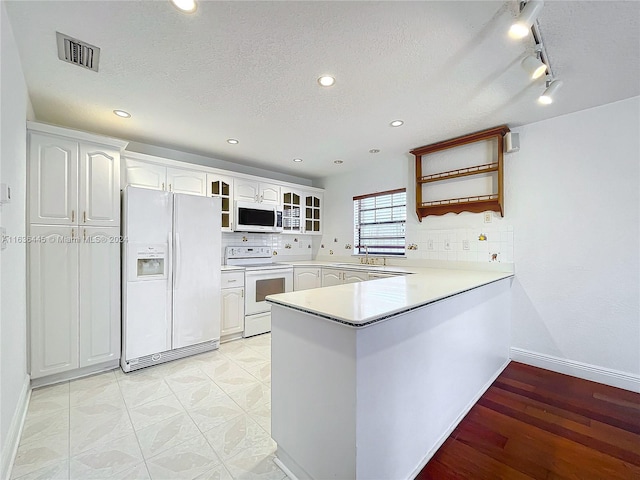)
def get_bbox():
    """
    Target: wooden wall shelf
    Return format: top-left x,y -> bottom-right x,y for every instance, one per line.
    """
411,125 -> 509,221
